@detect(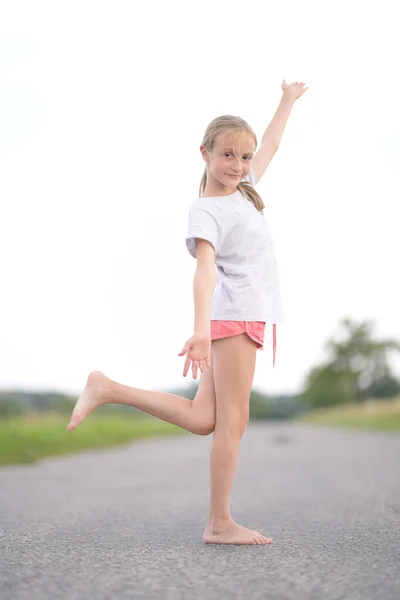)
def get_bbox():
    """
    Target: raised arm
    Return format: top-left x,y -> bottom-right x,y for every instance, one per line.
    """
252,80 -> 308,184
